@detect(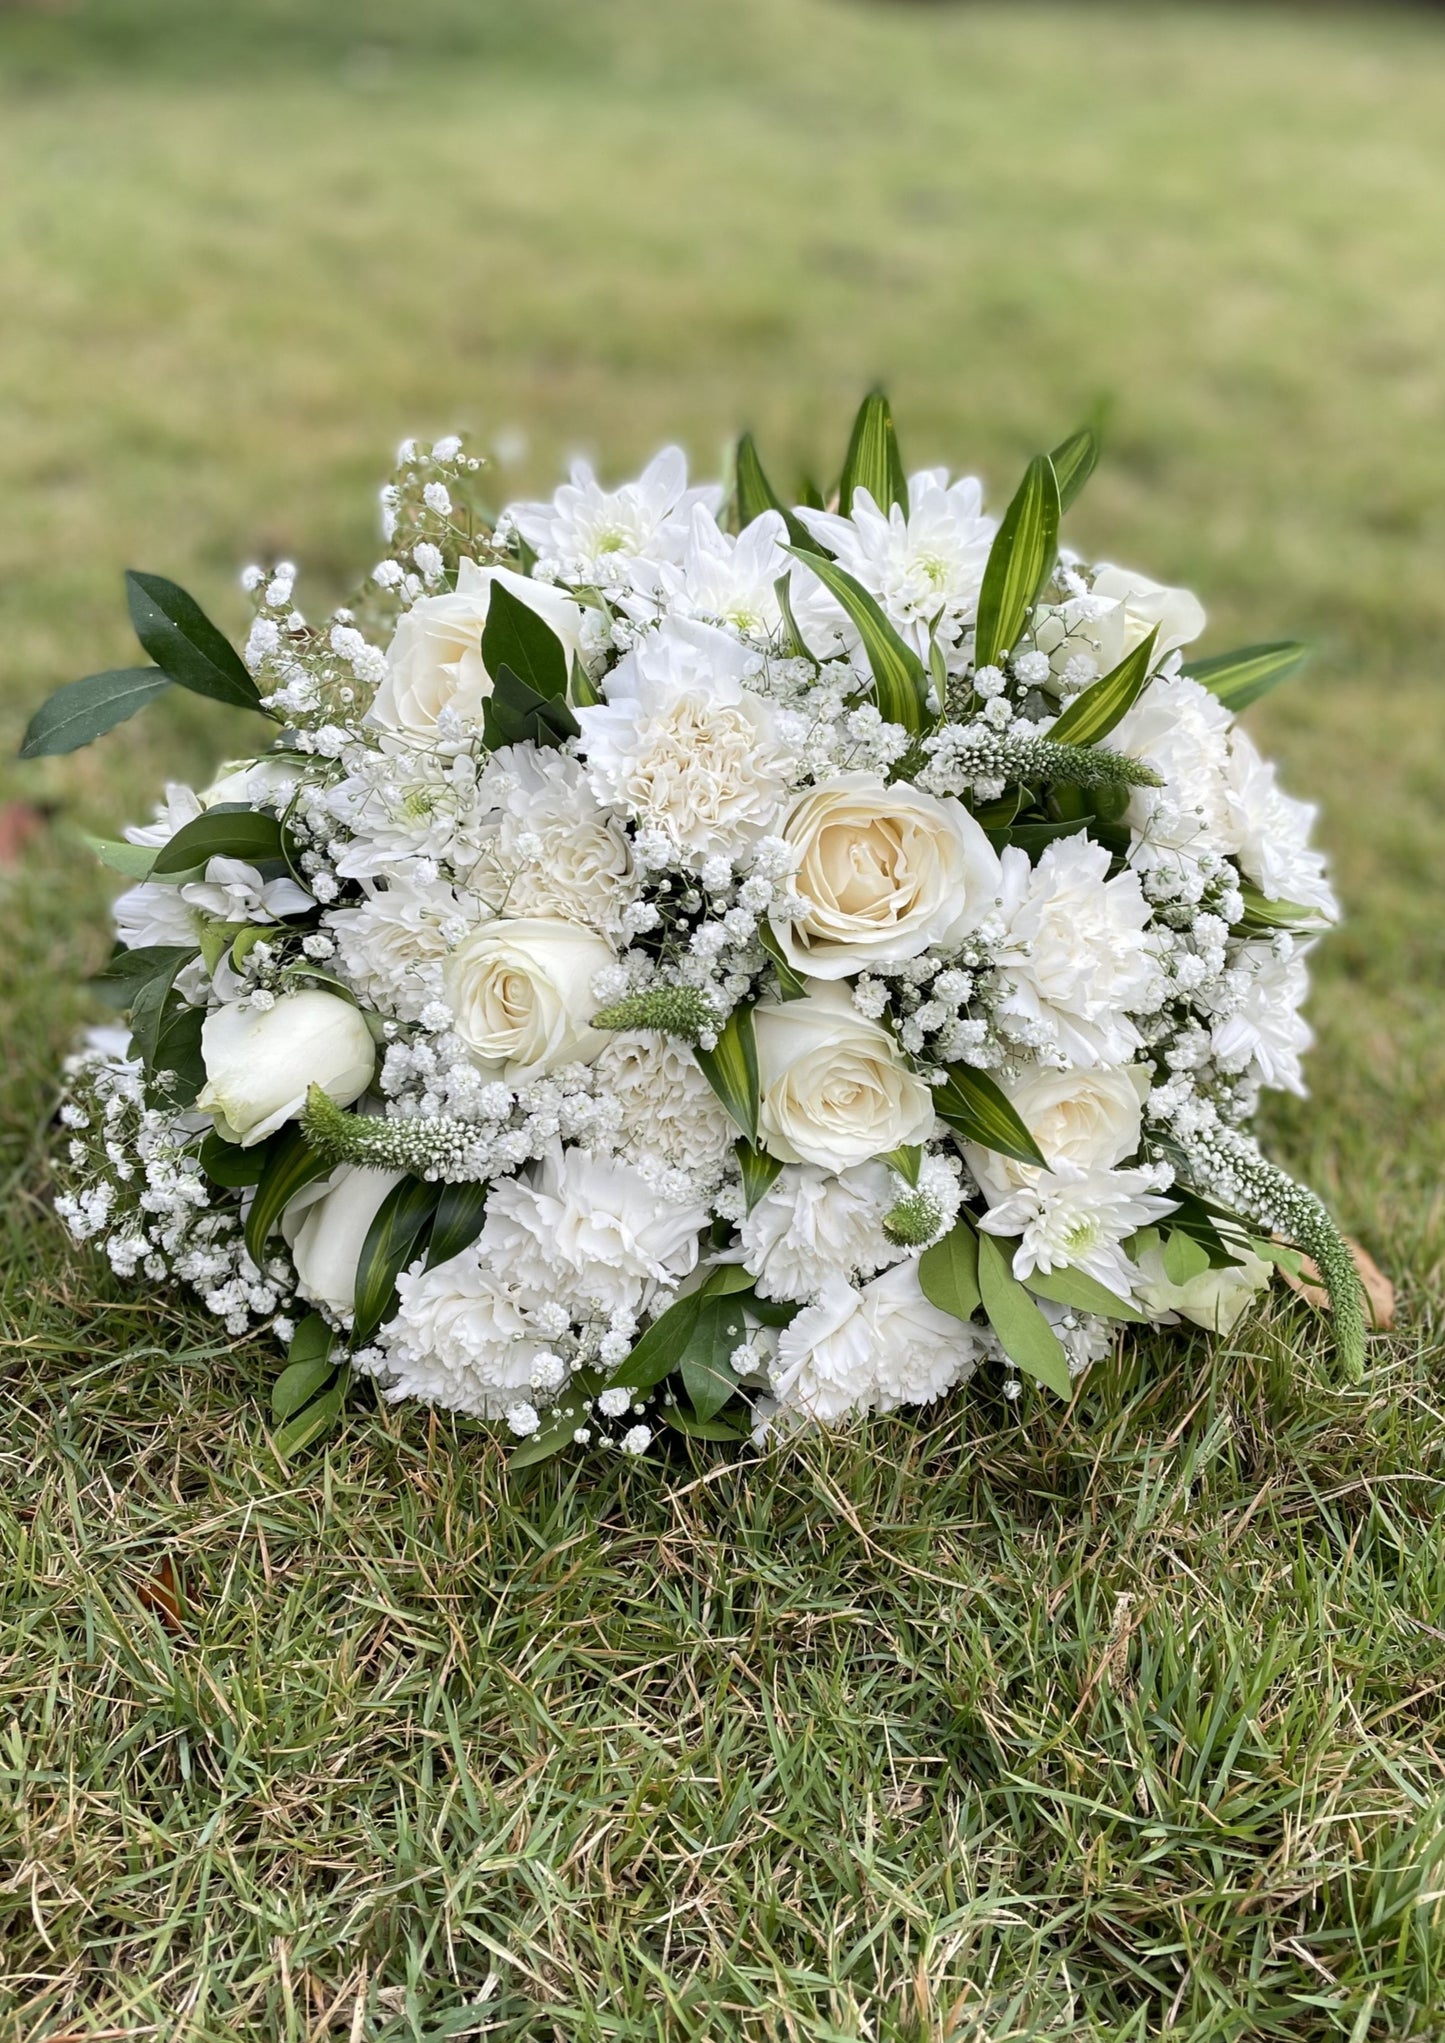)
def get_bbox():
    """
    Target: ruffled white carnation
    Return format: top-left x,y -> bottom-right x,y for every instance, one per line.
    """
371,1248 -> 557,1417
768,1260 -> 982,1423
468,743 -> 637,934
480,1142 -> 710,1321
326,874 -> 483,1024
1112,674 -> 1237,859
1208,939 -> 1314,1095
592,1030 -> 736,1190
993,839 -> 1161,1066
1222,729 -> 1338,920
738,1161 -> 898,1303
